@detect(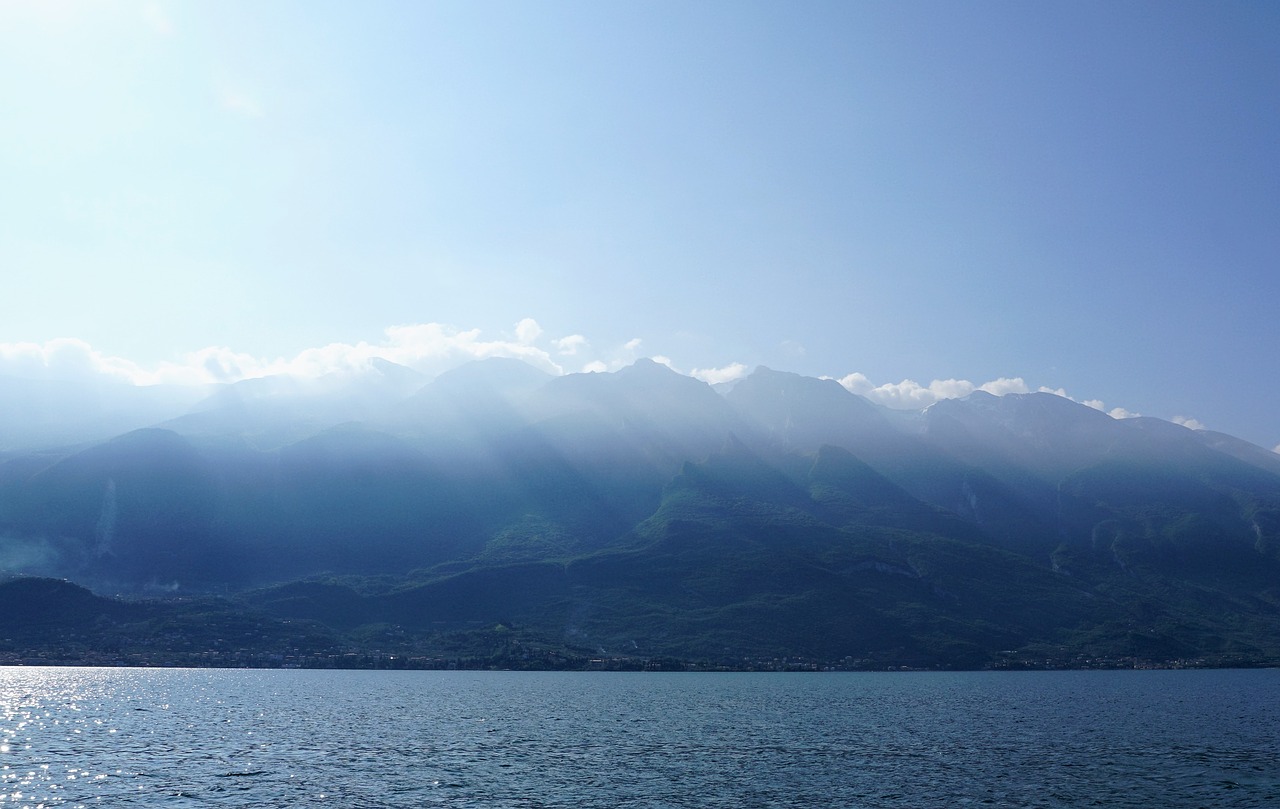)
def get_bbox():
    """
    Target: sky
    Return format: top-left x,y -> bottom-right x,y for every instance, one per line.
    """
1,1 -> 1278,447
